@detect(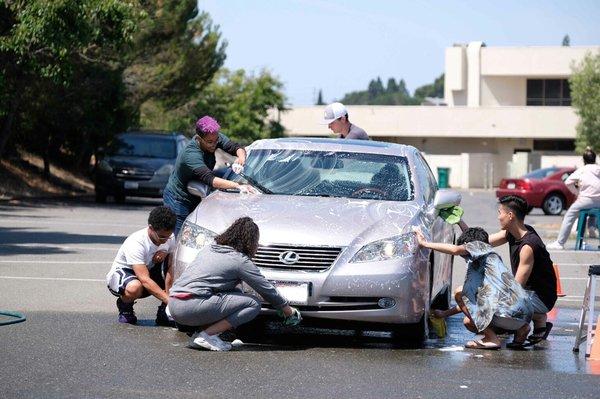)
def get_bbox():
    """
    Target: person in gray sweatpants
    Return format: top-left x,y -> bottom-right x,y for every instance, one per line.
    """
169,217 -> 301,351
